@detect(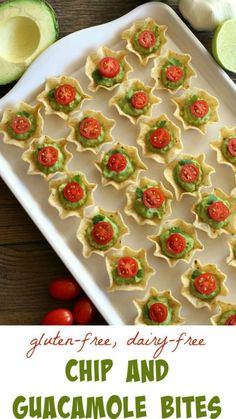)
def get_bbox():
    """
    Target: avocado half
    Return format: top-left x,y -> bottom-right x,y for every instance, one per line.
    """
0,0 -> 59,85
